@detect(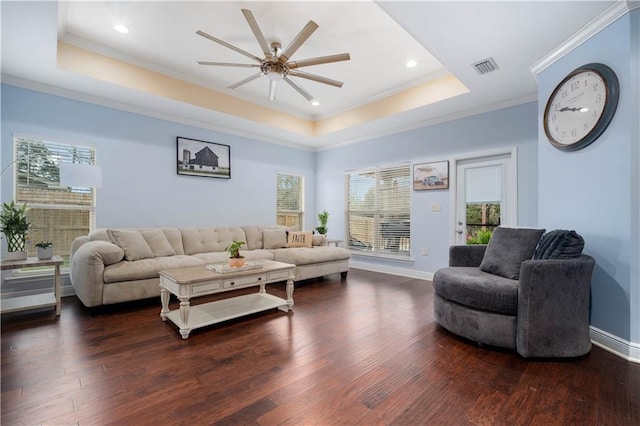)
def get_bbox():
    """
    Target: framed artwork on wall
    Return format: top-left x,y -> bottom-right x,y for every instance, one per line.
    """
176,137 -> 230,179
413,160 -> 449,190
